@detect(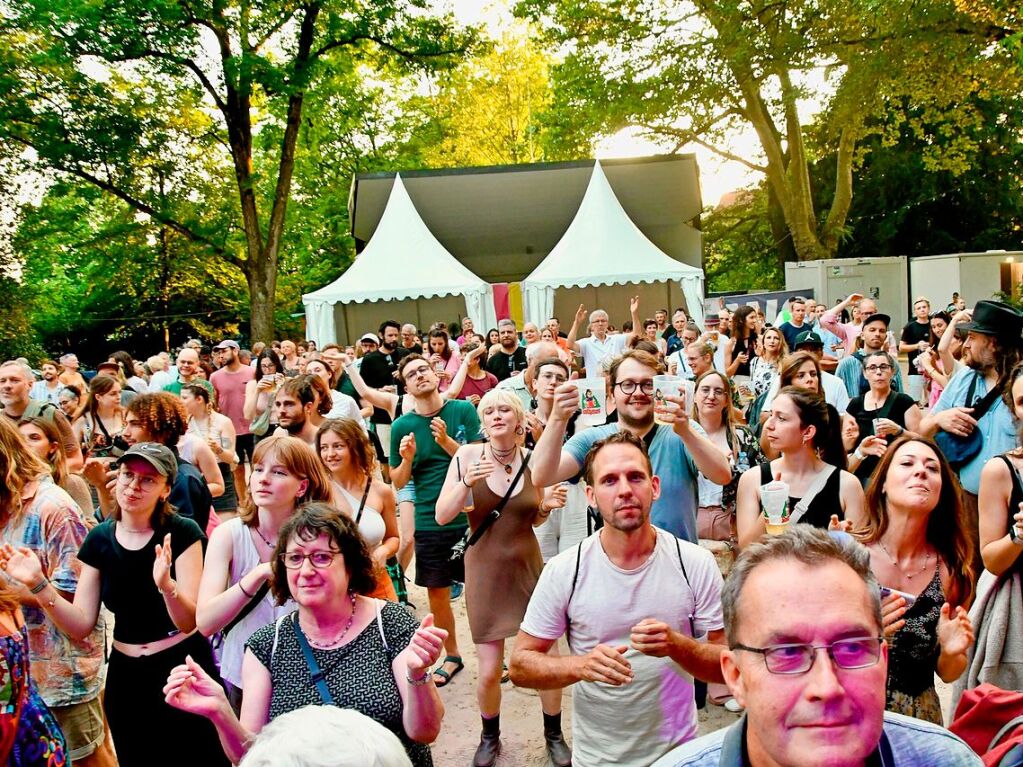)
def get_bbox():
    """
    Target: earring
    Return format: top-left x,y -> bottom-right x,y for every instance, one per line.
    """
515,425 -> 525,435
529,398 -> 538,410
